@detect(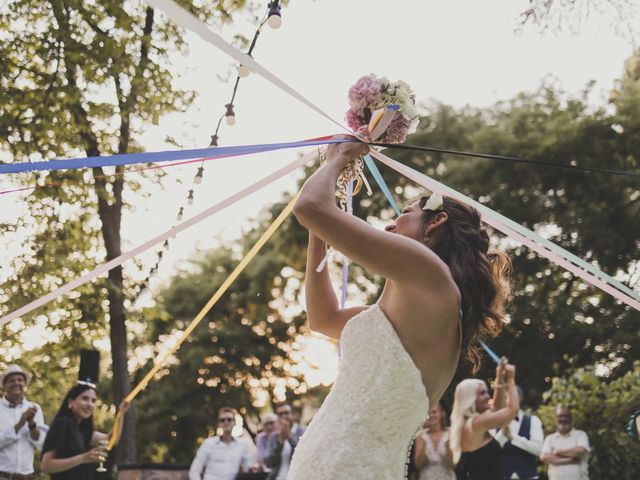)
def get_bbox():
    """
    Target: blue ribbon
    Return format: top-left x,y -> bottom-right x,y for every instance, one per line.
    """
0,138 -> 354,175
478,340 -> 501,364
363,154 -> 401,216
